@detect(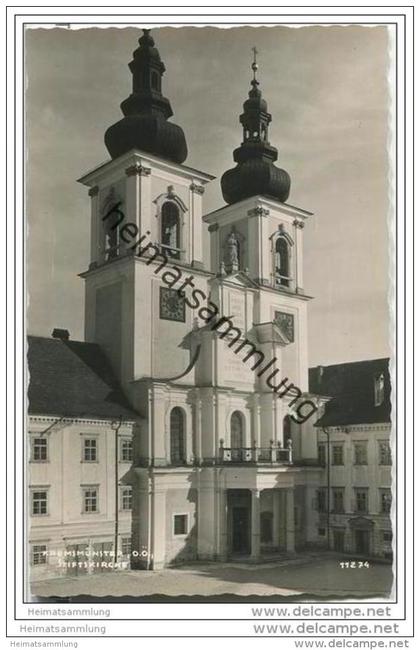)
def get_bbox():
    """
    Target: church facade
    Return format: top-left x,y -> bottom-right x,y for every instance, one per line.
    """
77,30 -> 323,570
27,30 -> 392,576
